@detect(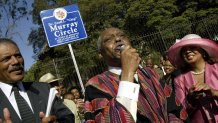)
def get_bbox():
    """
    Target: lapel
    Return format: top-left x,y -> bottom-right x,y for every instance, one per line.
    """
0,88 -> 21,122
23,82 -> 46,121
205,63 -> 210,85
